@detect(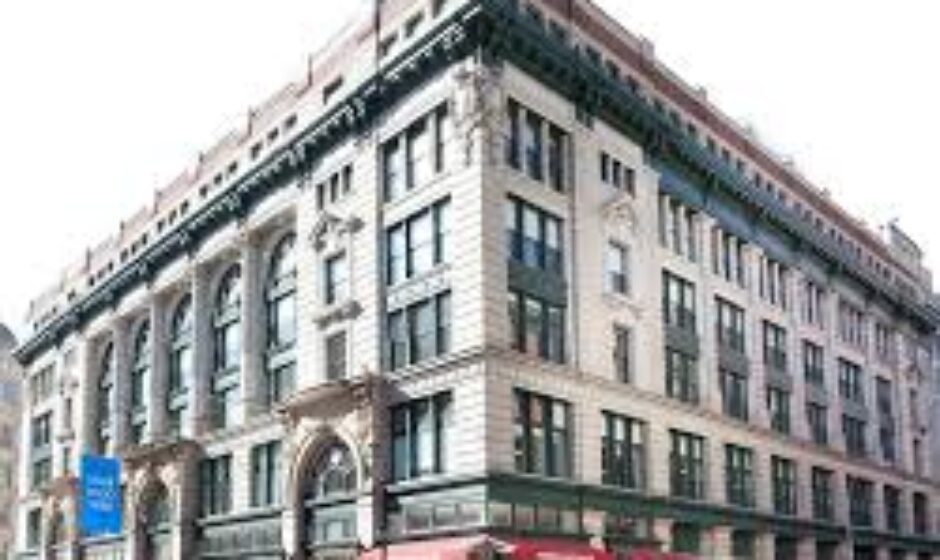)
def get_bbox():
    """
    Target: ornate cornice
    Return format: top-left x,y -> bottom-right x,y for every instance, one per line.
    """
14,0 -> 937,367
13,2 -> 479,366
